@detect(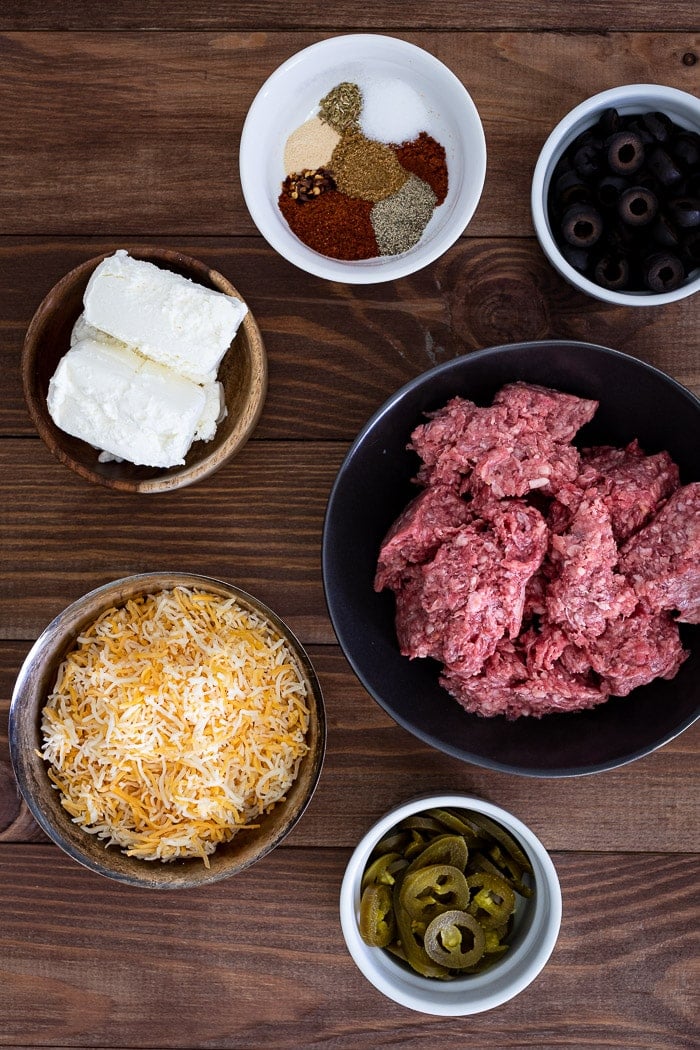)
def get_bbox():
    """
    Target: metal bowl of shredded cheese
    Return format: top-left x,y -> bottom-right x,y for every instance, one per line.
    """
9,573 -> 325,888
